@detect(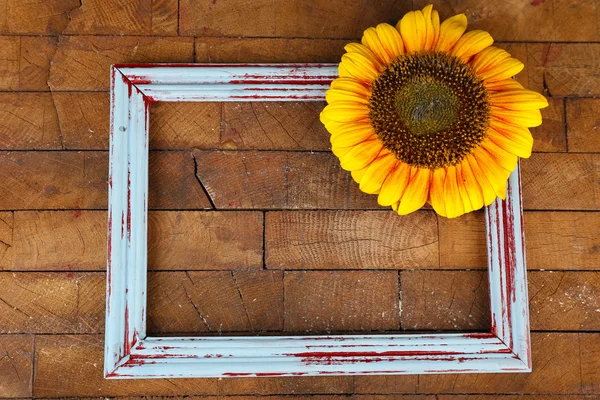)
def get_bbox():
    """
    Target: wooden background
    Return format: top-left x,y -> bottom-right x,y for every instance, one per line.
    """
0,0 -> 599,398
